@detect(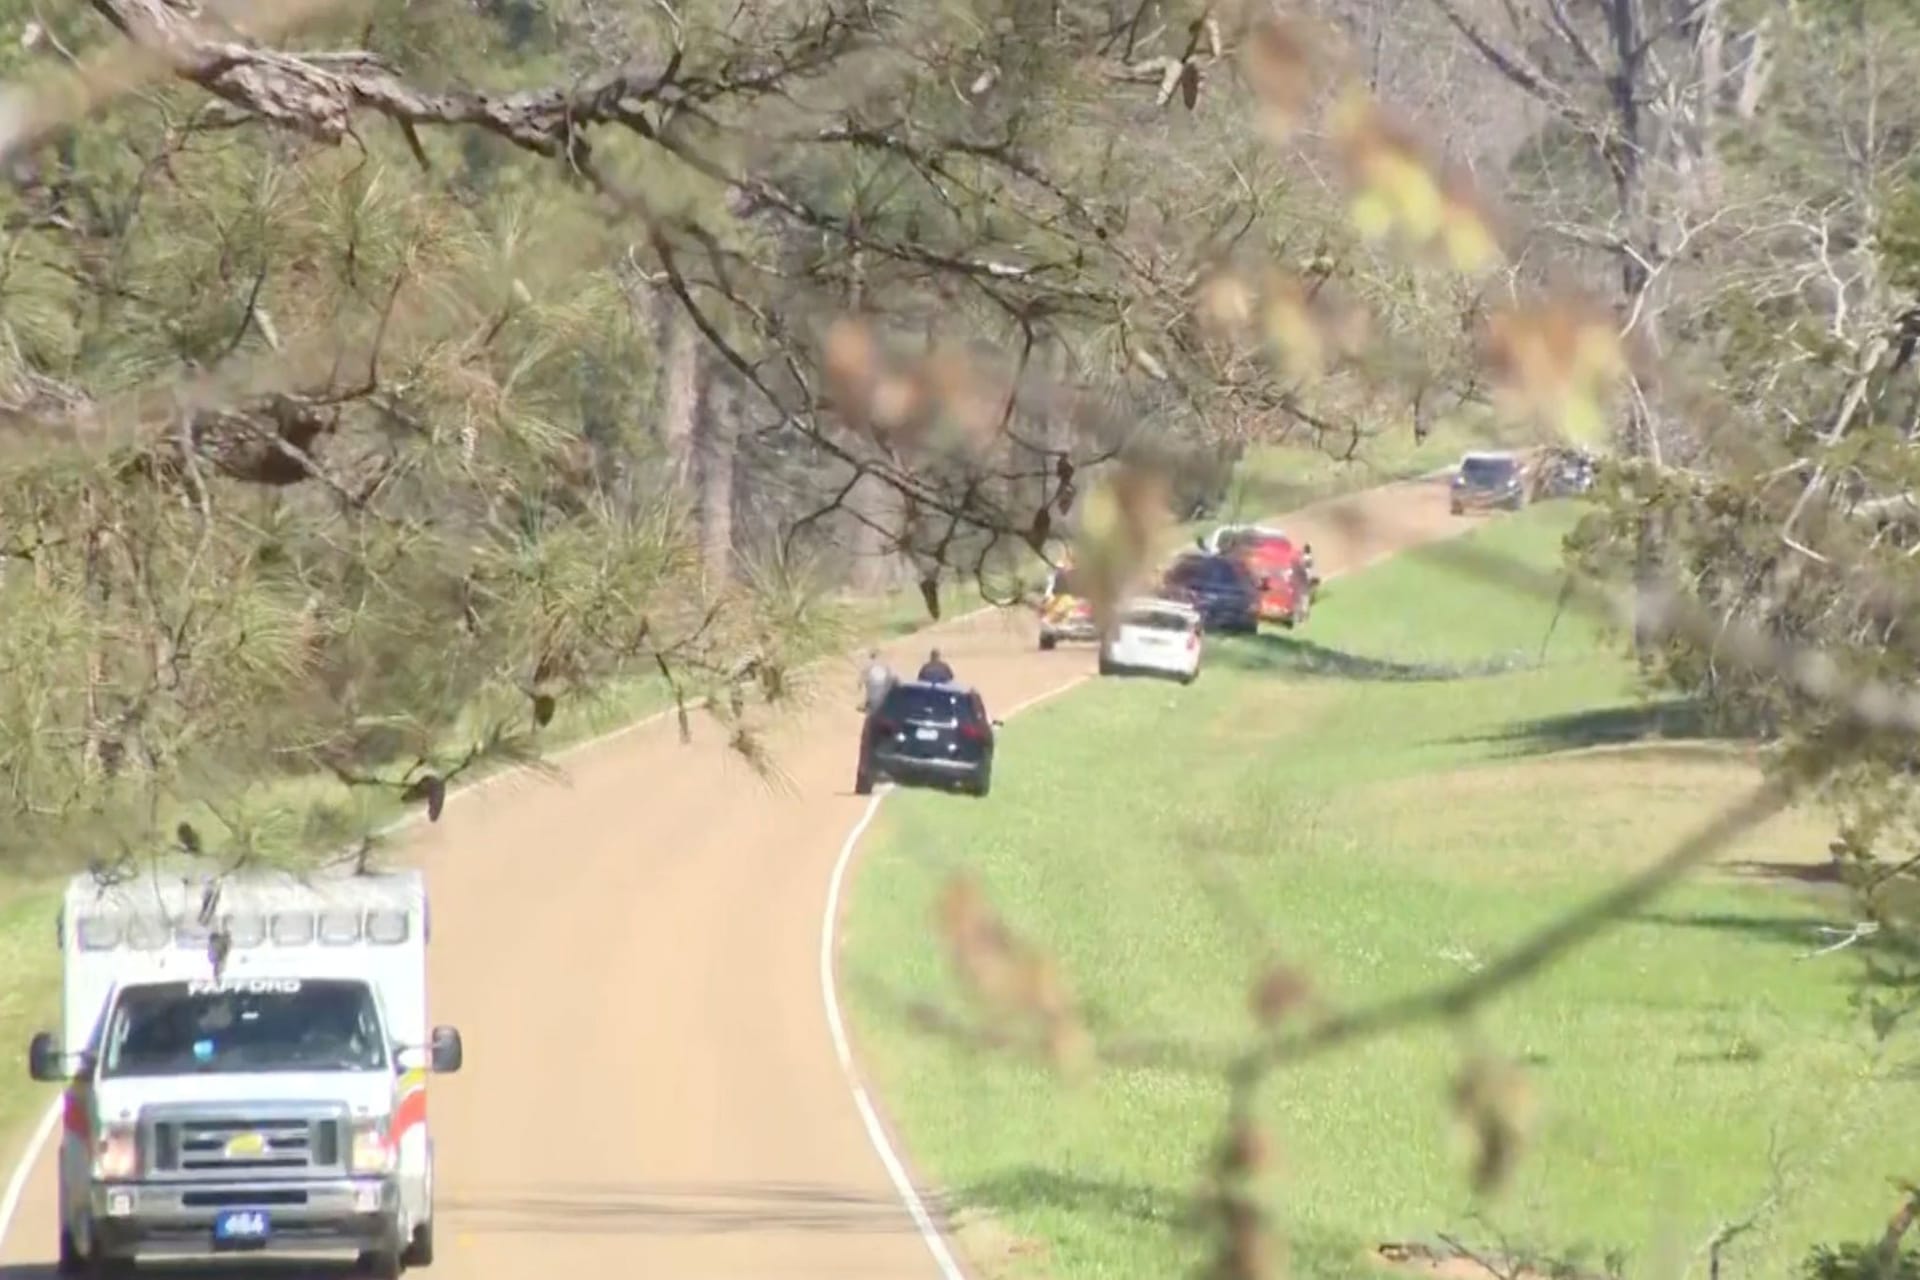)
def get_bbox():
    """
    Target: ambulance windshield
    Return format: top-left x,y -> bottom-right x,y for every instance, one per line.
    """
99,978 -> 388,1077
